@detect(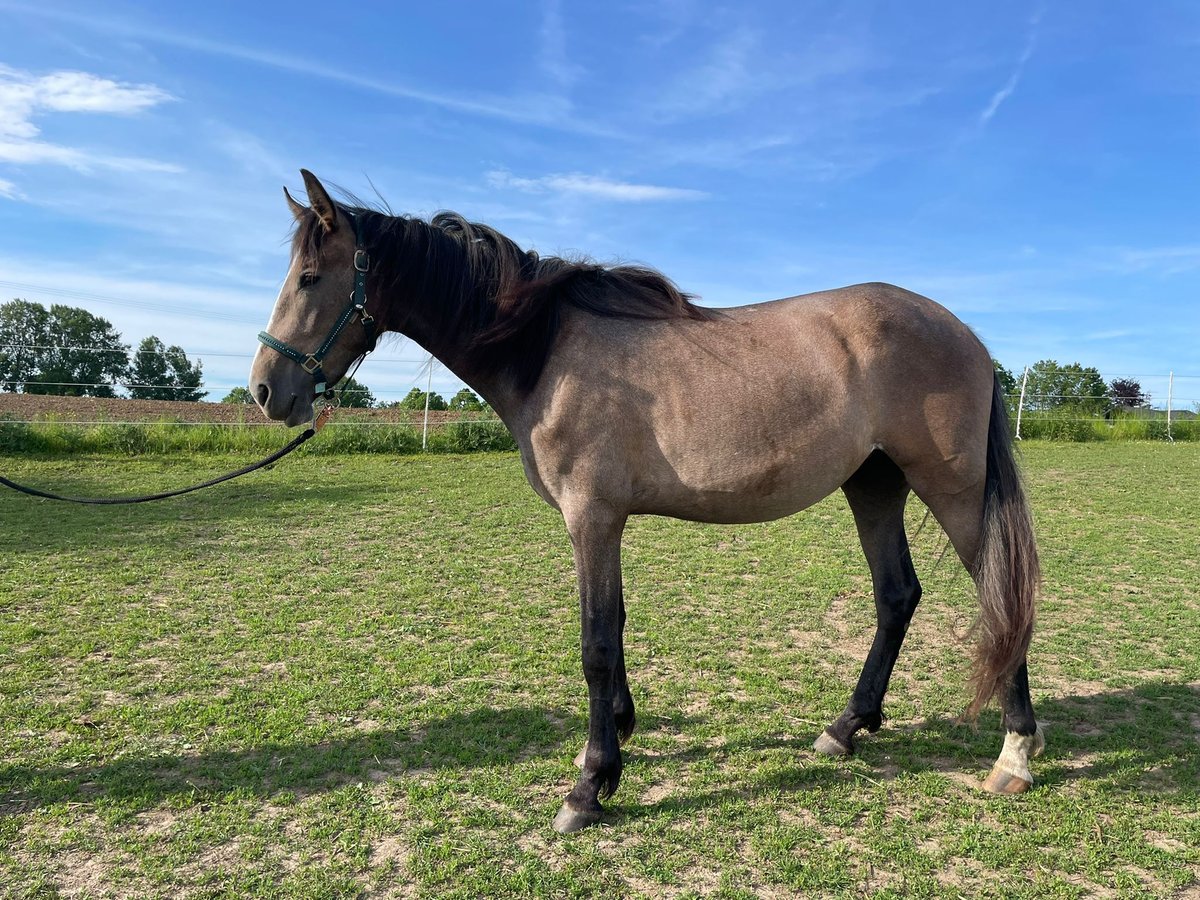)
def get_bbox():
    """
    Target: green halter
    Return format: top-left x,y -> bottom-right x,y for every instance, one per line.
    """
257,215 -> 377,396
